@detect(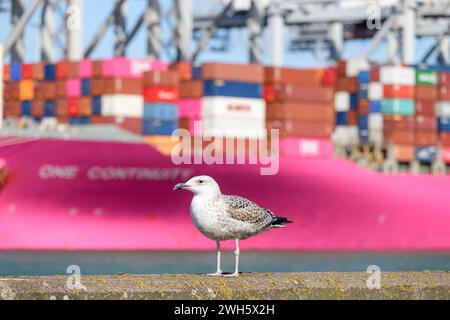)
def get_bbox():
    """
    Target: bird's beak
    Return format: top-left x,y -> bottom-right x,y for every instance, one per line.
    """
173,183 -> 190,190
